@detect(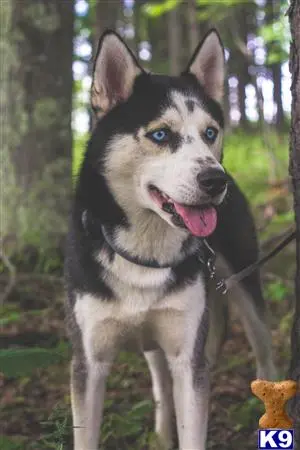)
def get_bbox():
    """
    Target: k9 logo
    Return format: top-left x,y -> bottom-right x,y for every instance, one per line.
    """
258,429 -> 294,449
